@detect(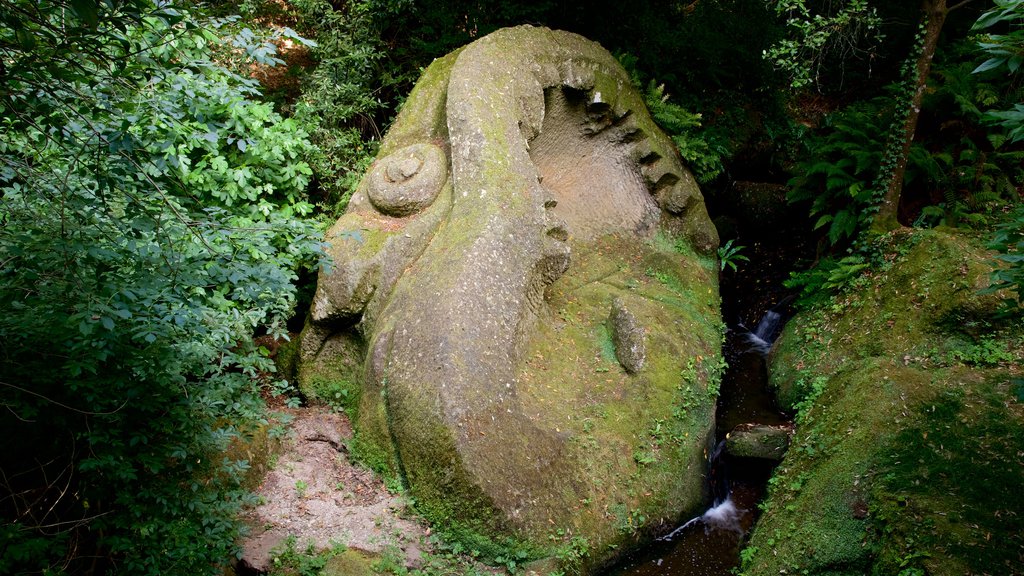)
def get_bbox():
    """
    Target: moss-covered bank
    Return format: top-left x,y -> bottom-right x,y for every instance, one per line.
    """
743,229 -> 1023,576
